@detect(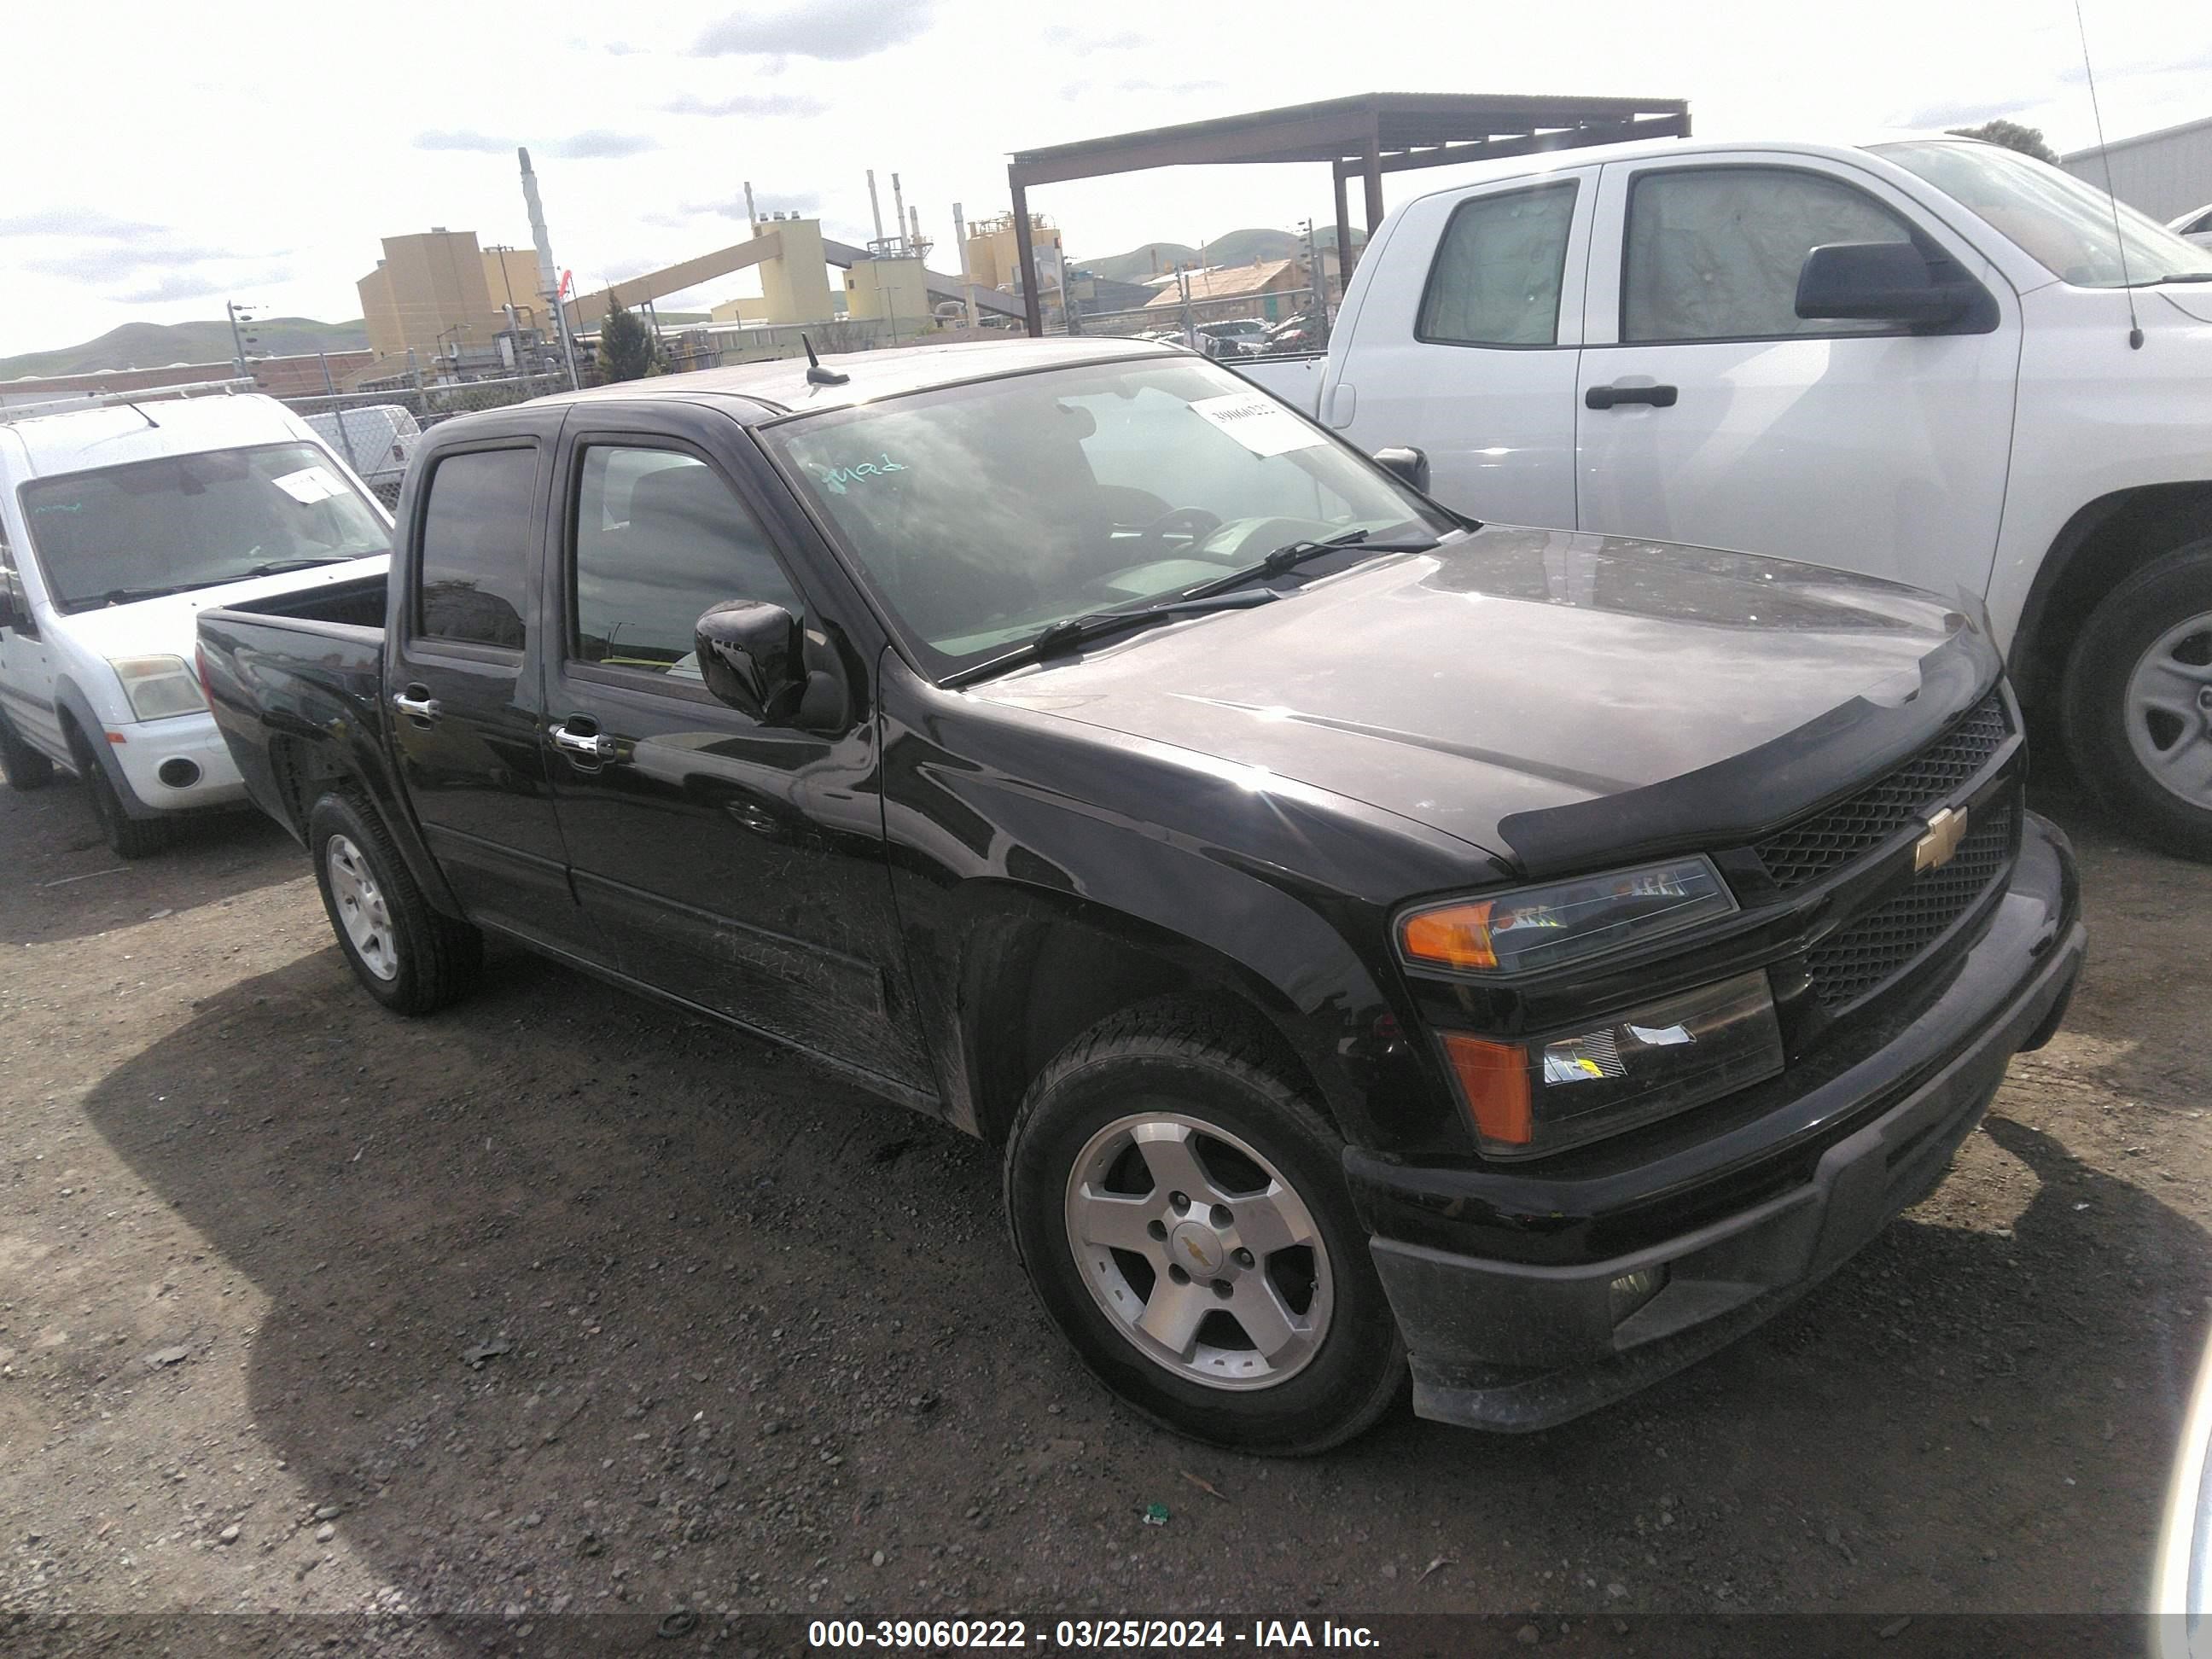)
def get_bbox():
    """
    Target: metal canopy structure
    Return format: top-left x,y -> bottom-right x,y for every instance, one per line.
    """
1004,91 -> 1691,335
